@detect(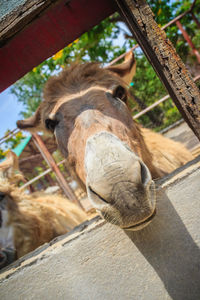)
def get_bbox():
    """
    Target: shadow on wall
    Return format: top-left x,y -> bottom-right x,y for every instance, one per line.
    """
125,191 -> 200,300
